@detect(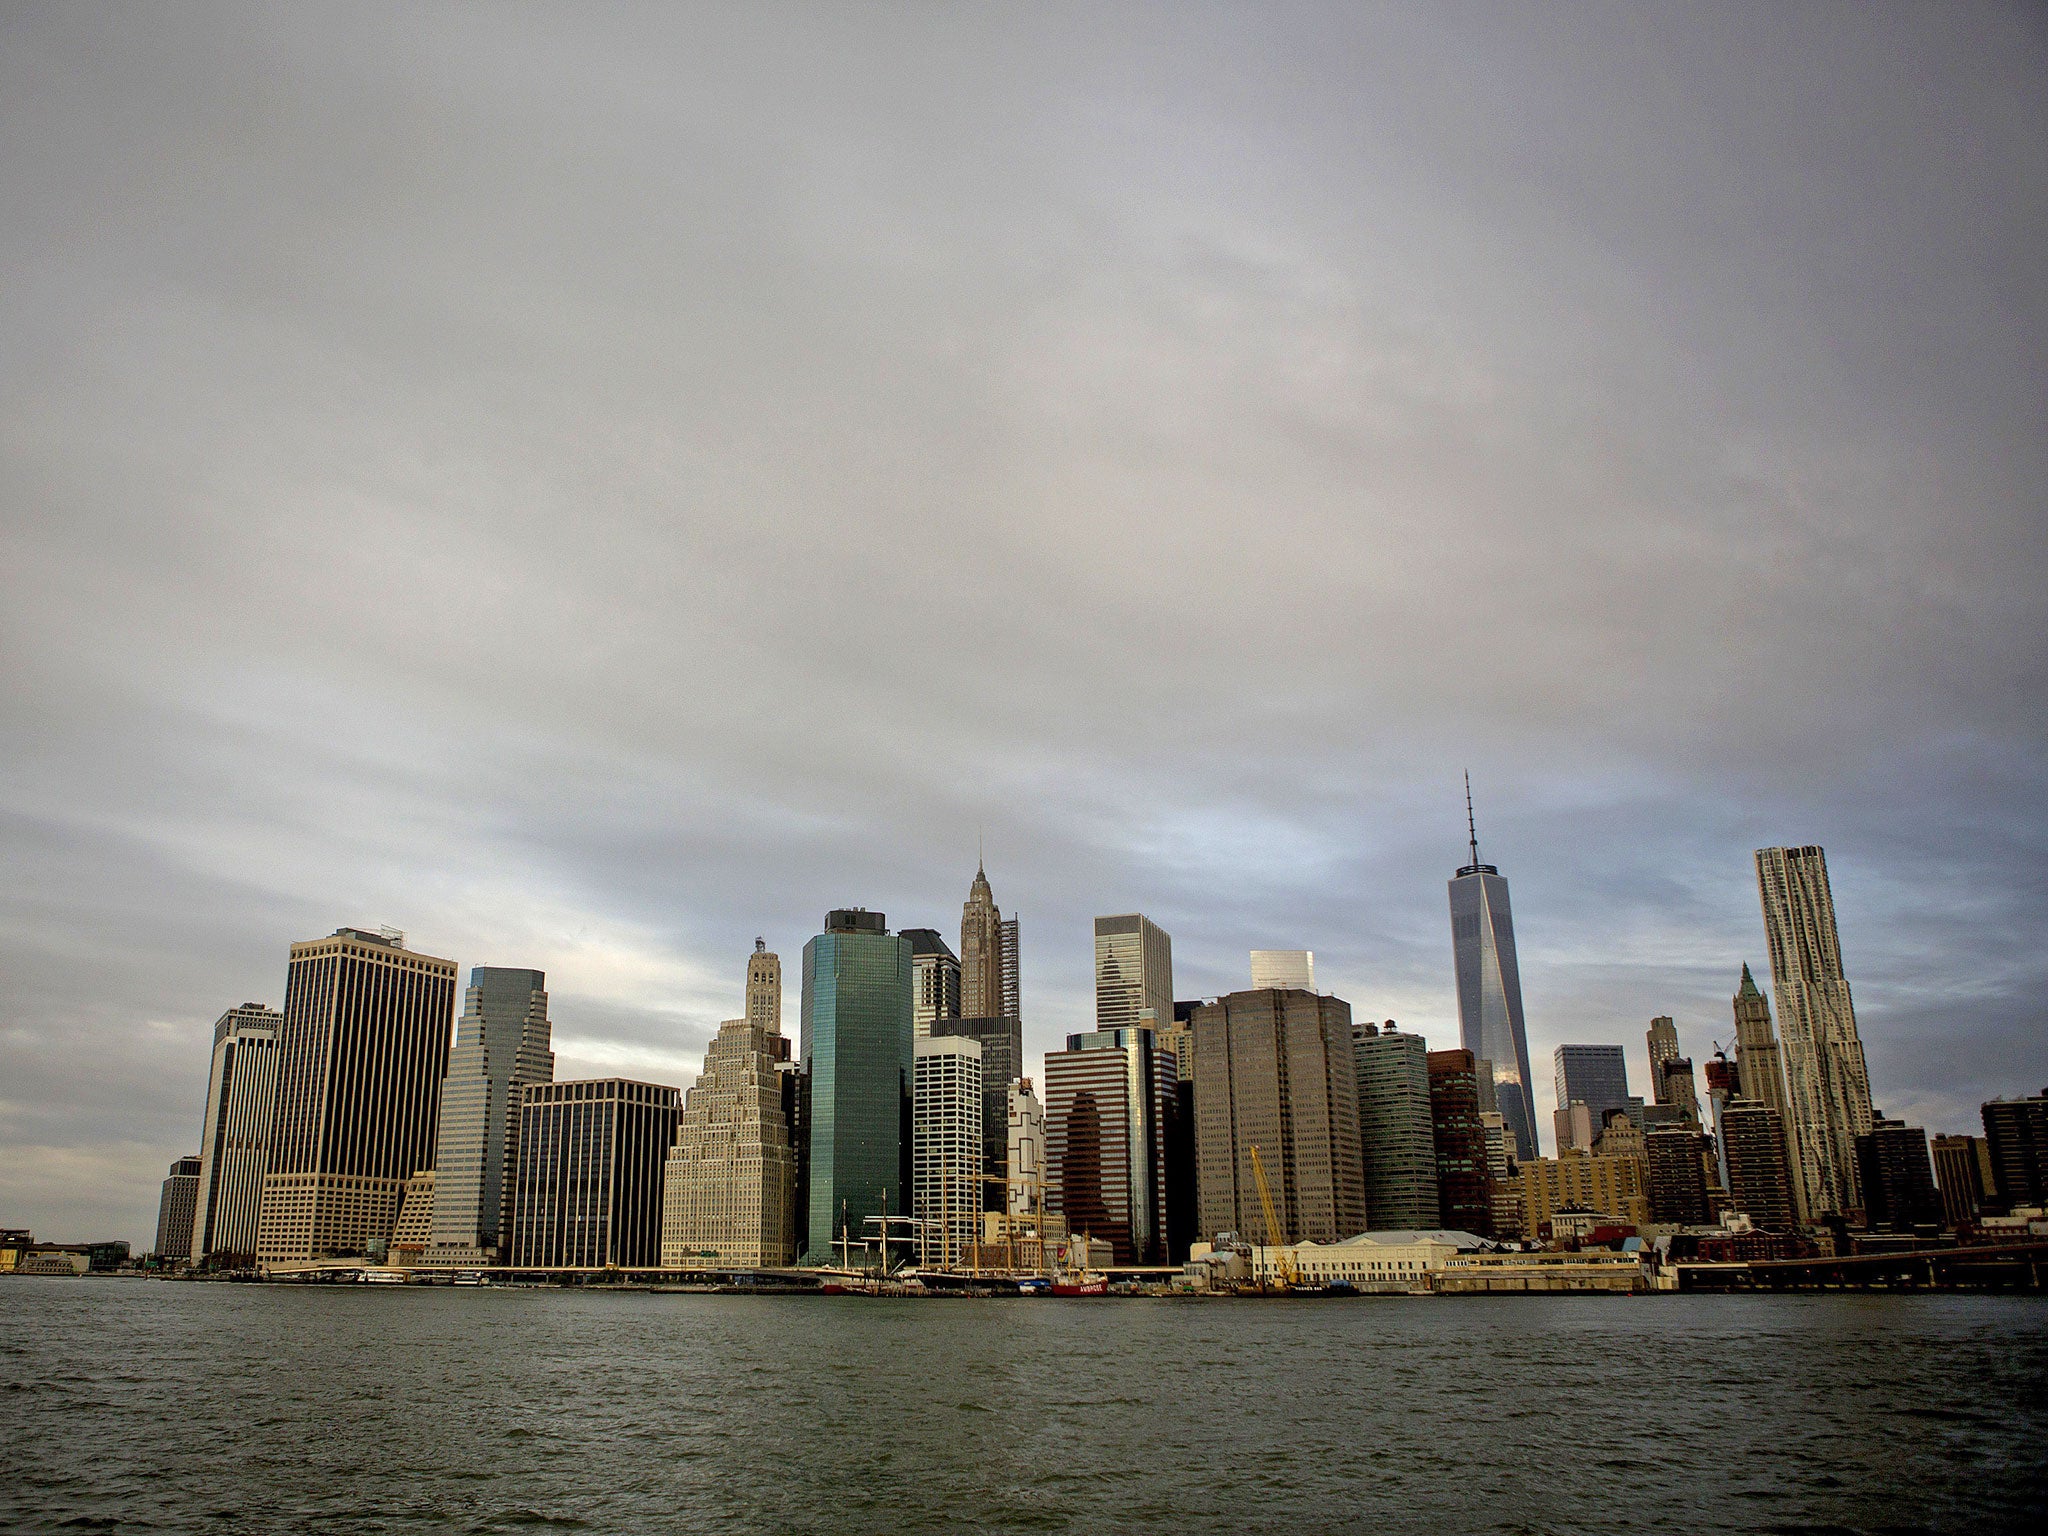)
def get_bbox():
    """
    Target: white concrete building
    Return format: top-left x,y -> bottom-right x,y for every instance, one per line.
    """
914,1035 -> 982,1267
1007,1077 -> 1045,1215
